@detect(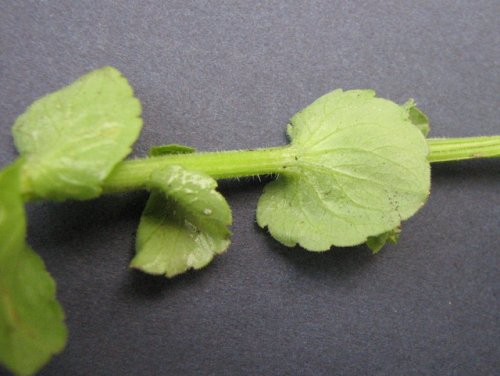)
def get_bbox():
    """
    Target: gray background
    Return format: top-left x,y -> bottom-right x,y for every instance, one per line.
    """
1,1 -> 499,375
